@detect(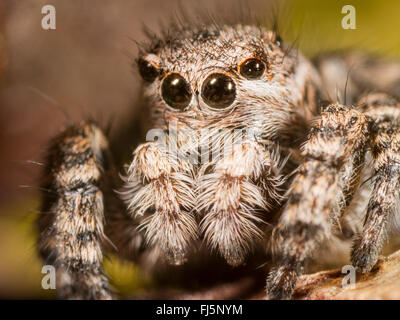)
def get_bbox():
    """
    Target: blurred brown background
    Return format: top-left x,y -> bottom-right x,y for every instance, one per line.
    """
0,0 -> 399,298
